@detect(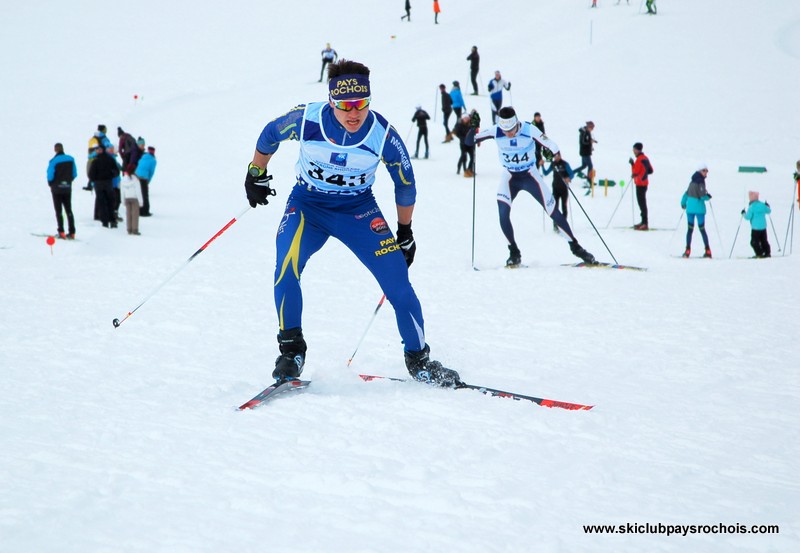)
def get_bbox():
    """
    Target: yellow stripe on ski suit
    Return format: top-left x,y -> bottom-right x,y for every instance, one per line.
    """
275,211 -> 305,329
